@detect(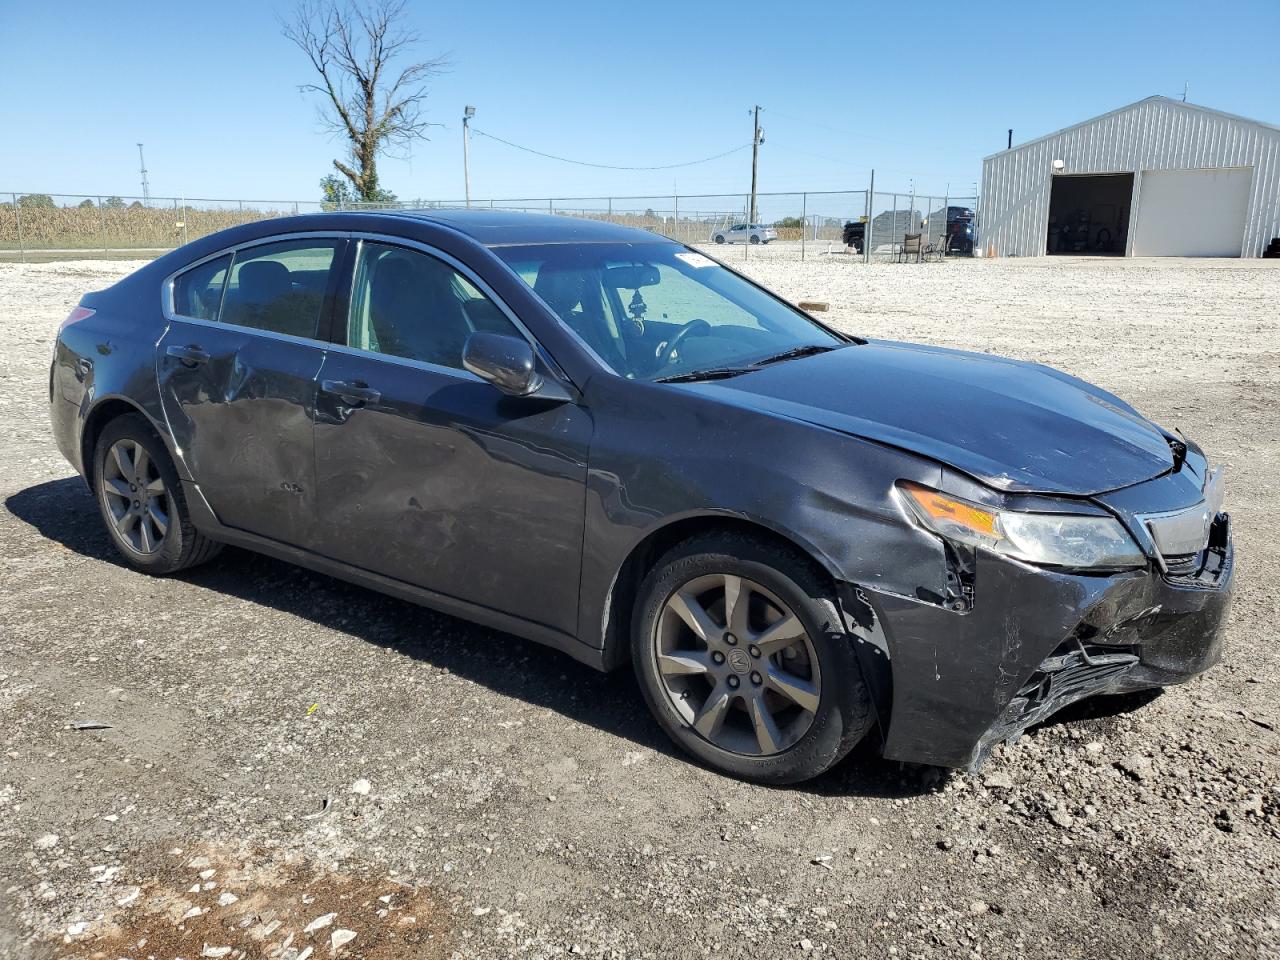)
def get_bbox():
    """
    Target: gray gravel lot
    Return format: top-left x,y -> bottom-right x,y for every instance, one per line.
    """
1,254 -> 1278,959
